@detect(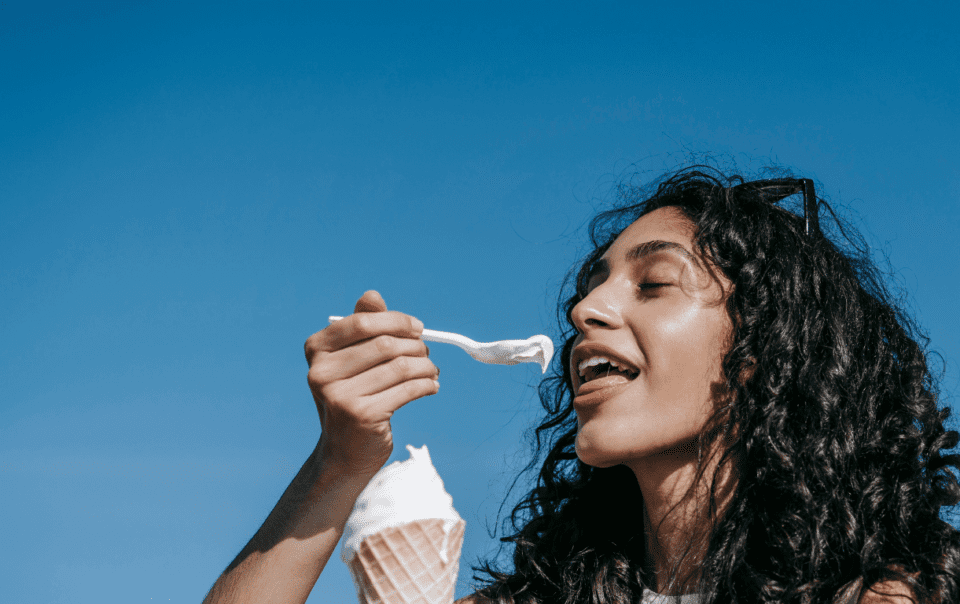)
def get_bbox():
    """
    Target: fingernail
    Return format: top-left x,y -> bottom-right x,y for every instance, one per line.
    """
432,379 -> 440,389
413,318 -> 424,332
